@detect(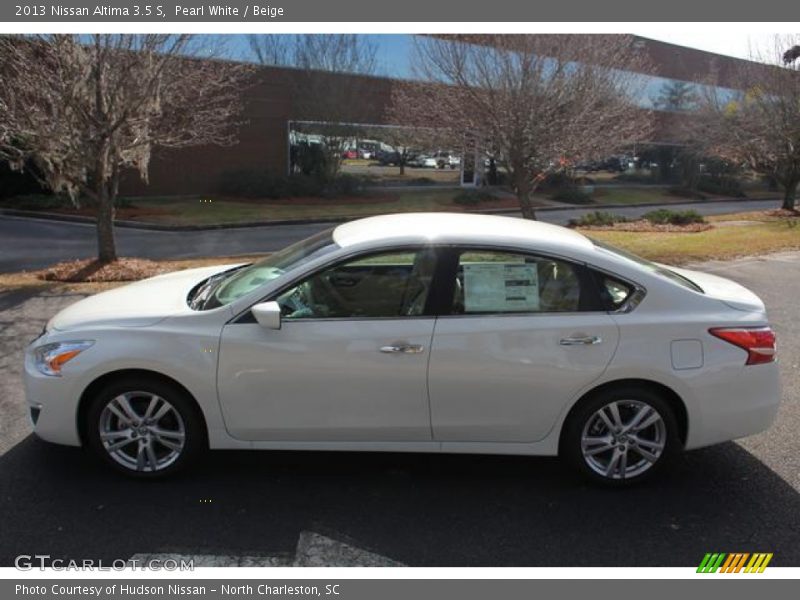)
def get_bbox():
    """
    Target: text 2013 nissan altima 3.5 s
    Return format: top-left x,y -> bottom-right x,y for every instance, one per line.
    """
24,213 -> 780,485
